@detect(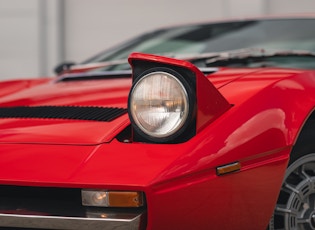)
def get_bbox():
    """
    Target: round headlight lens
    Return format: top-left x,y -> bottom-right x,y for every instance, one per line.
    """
129,71 -> 189,139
